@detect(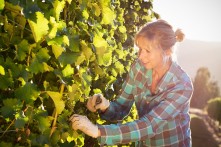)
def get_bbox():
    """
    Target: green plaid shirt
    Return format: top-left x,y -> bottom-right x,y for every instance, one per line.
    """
98,60 -> 193,146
